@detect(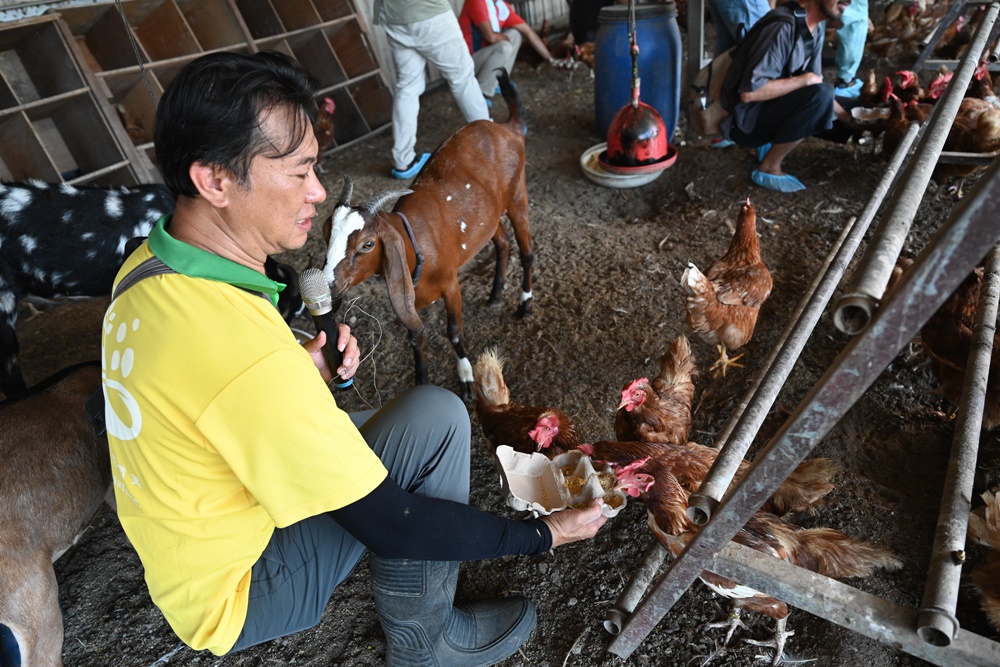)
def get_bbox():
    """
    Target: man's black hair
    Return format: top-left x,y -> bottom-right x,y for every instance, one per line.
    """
154,51 -> 320,198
